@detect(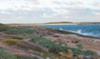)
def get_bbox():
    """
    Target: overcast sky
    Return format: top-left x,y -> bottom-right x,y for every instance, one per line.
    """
0,0 -> 100,23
